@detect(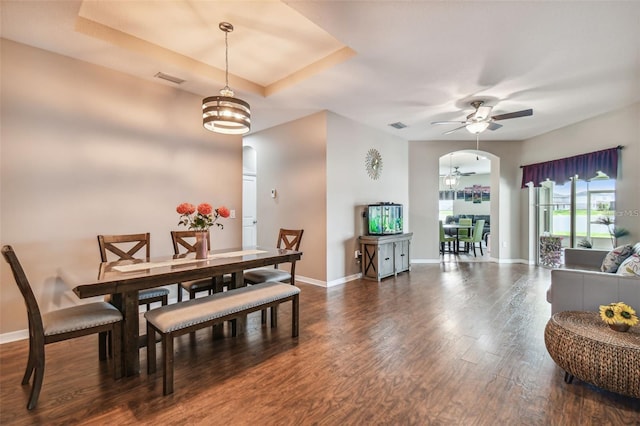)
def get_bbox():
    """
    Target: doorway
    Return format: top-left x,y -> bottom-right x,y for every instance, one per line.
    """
242,146 -> 257,247
438,150 -> 492,258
